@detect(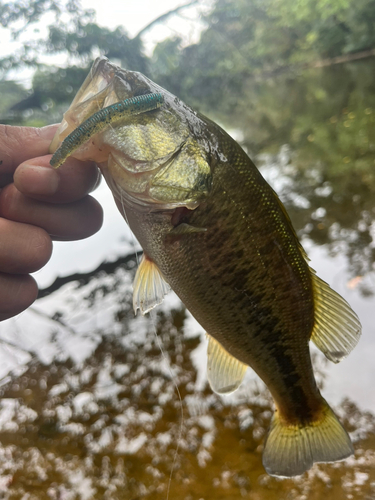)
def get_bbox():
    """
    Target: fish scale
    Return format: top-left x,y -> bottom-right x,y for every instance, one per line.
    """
155,145 -> 318,421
